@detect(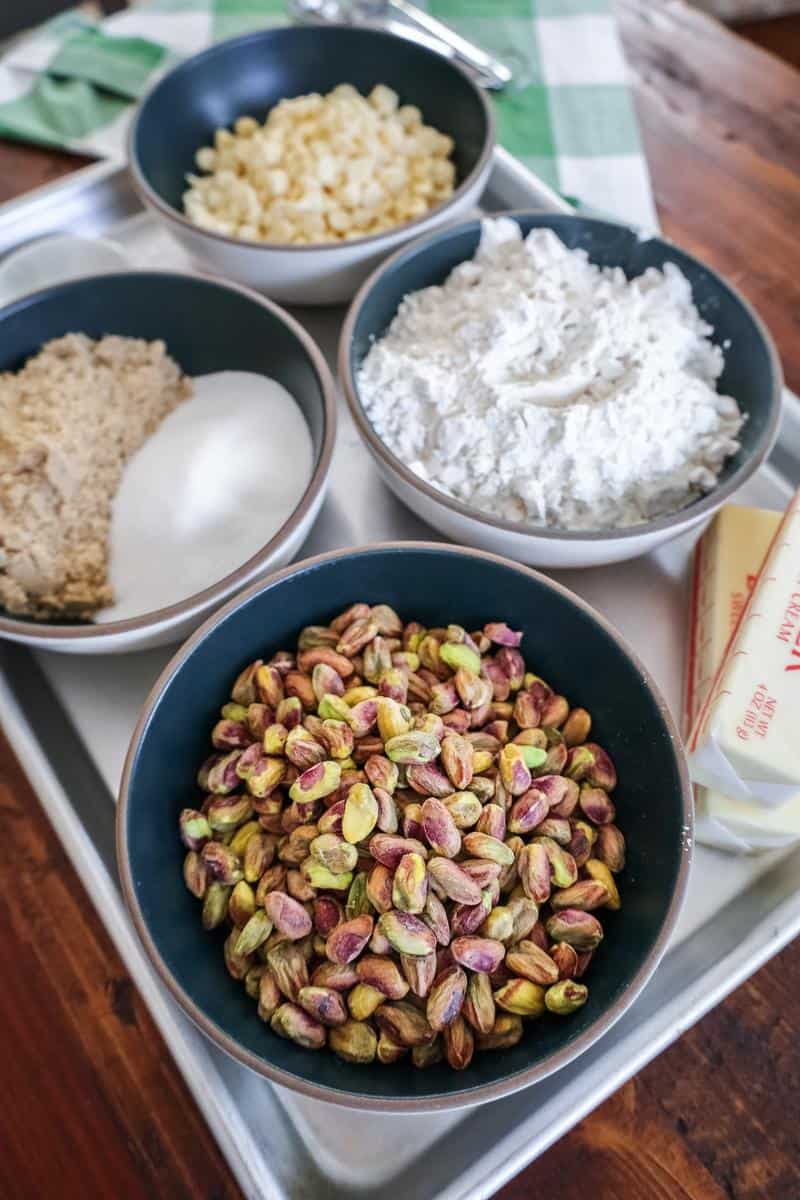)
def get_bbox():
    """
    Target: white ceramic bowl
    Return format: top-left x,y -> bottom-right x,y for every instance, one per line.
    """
340,212 -> 783,569
0,234 -> 129,307
128,26 -> 495,305
0,271 -> 336,653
